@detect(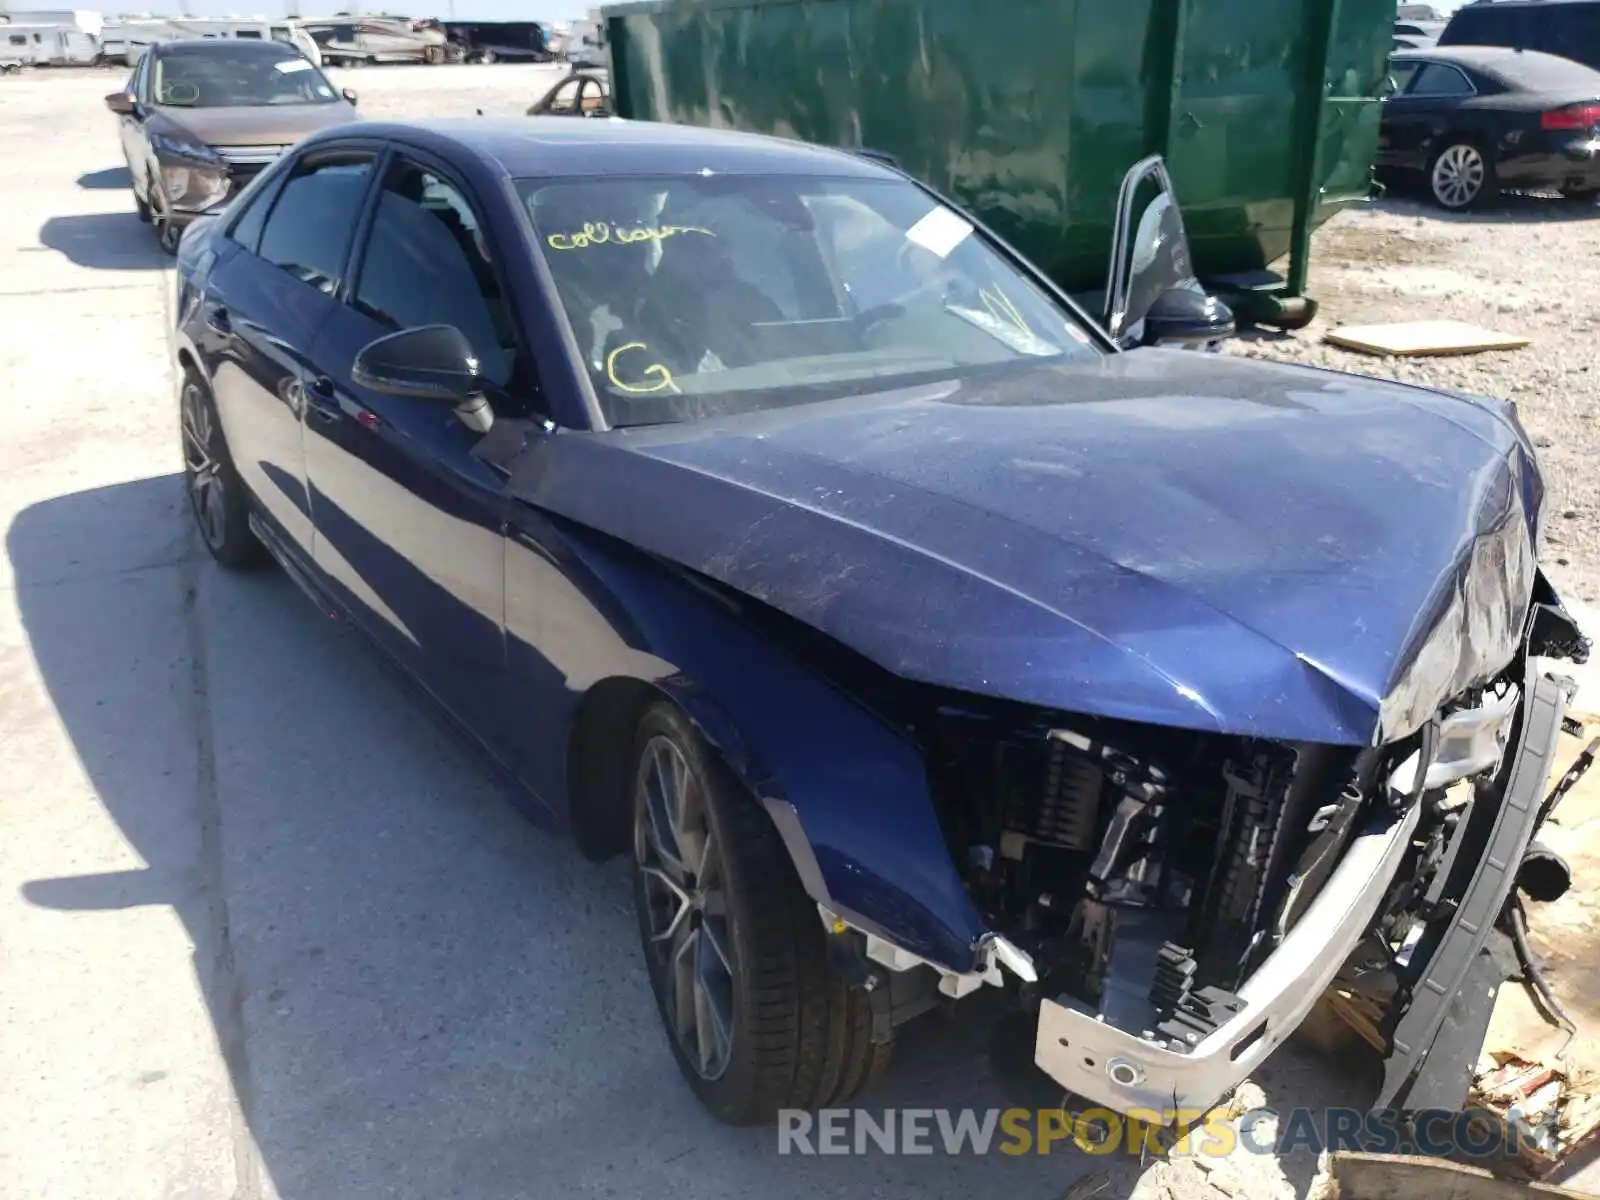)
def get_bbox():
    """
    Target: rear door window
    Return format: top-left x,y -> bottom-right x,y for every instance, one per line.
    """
256,155 -> 375,294
1407,63 -> 1475,97
1388,59 -> 1423,93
